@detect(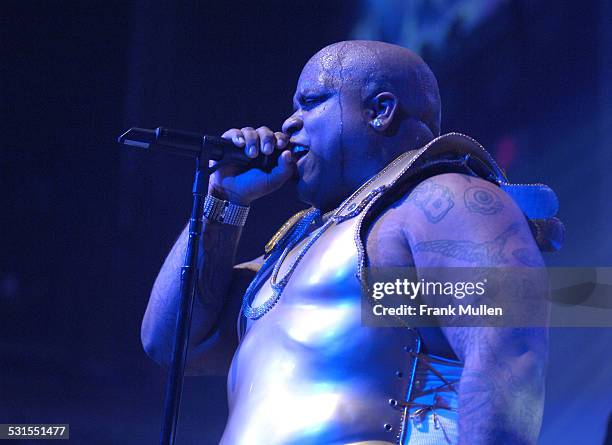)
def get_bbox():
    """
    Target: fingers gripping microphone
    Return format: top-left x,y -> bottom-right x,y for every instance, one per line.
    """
117,127 -> 284,172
